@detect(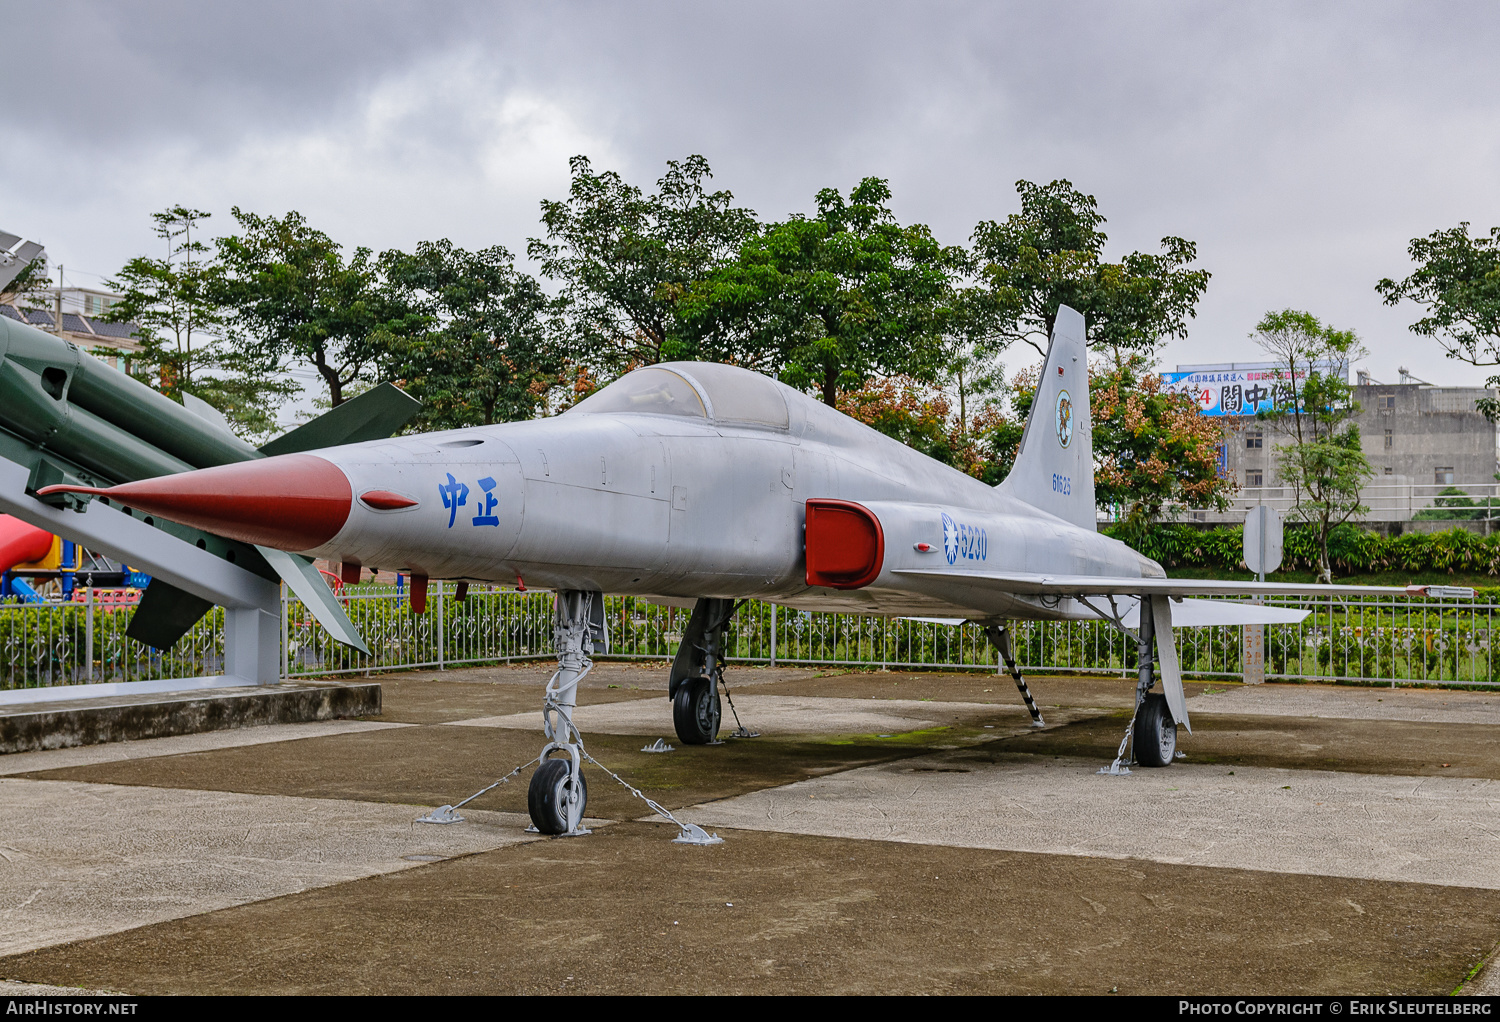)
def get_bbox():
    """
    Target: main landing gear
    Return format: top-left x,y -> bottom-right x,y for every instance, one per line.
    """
528,589 -> 606,835
1130,602 -> 1176,767
669,597 -> 752,745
